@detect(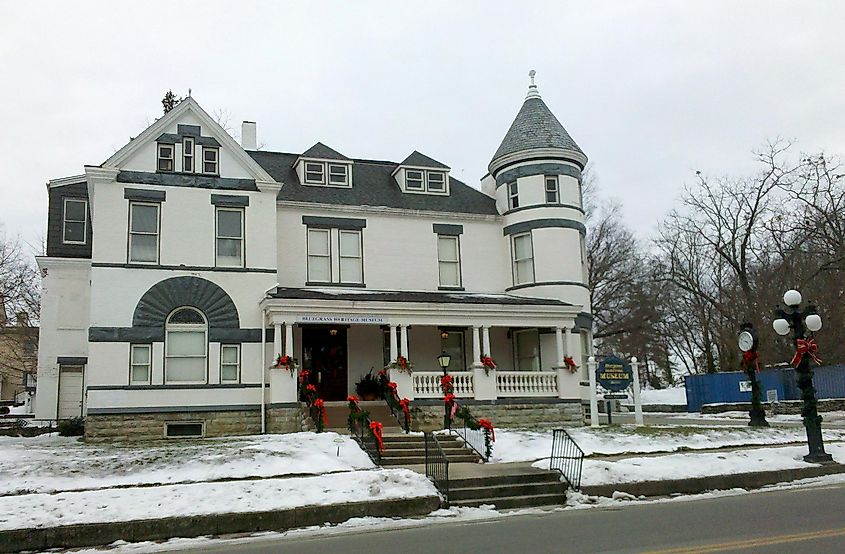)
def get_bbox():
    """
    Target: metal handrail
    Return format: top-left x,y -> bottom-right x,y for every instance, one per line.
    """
425,432 -> 450,504
550,428 -> 584,490
451,413 -> 492,462
349,411 -> 382,465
